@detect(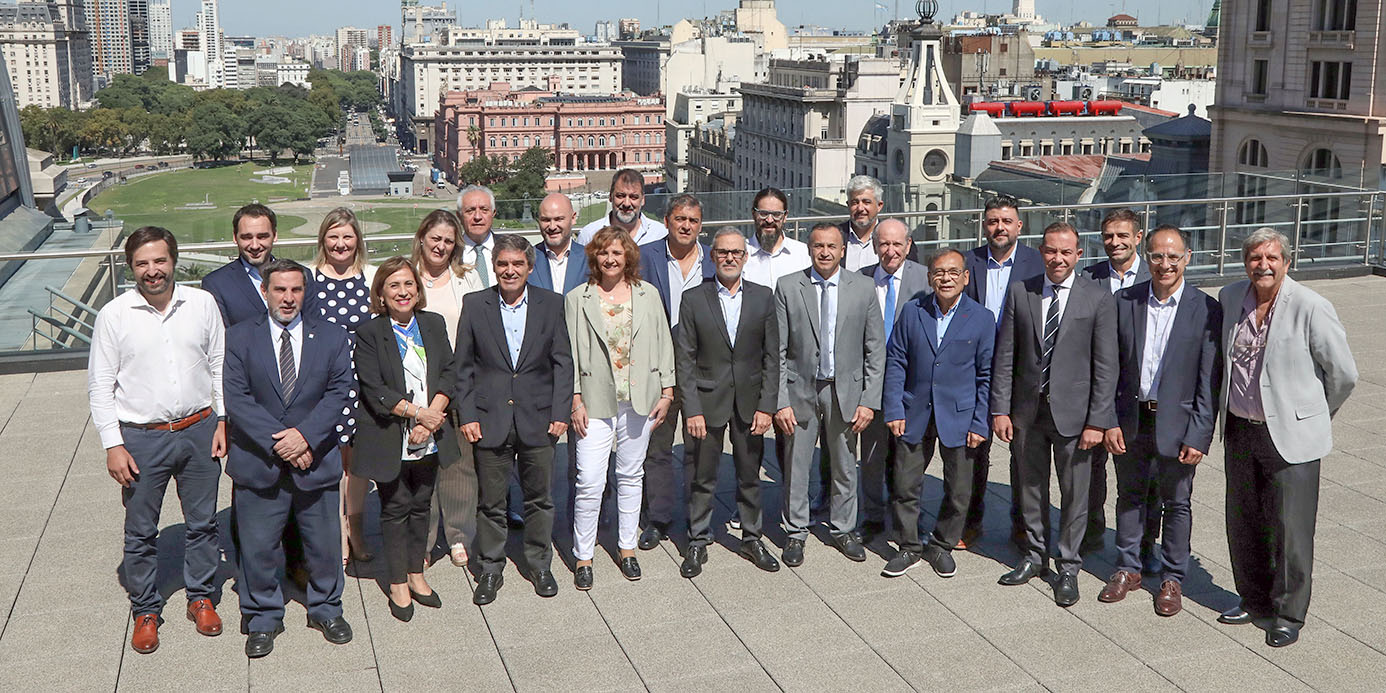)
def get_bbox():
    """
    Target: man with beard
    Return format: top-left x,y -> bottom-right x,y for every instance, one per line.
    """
529,193 -> 590,294
458,185 -> 502,288
838,175 -> 918,271
576,168 -> 668,246
960,194 -> 1044,548
89,227 -> 228,655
